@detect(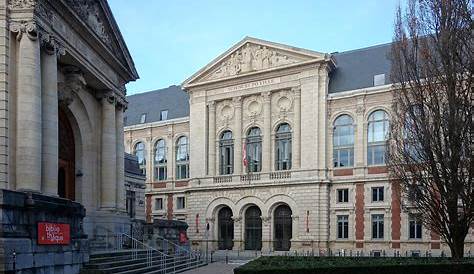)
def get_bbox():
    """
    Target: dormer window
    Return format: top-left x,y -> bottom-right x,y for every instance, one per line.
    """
160,110 -> 168,121
373,74 -> 385,86
140,113 -> 147,123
